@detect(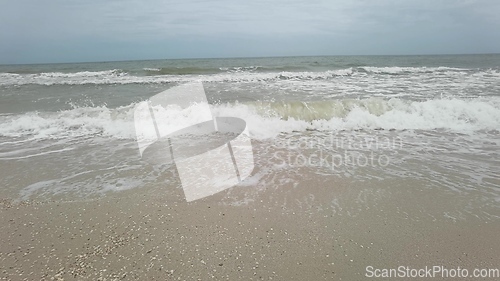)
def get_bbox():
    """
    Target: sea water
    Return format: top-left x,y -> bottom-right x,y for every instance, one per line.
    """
0,55 -> 499,220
